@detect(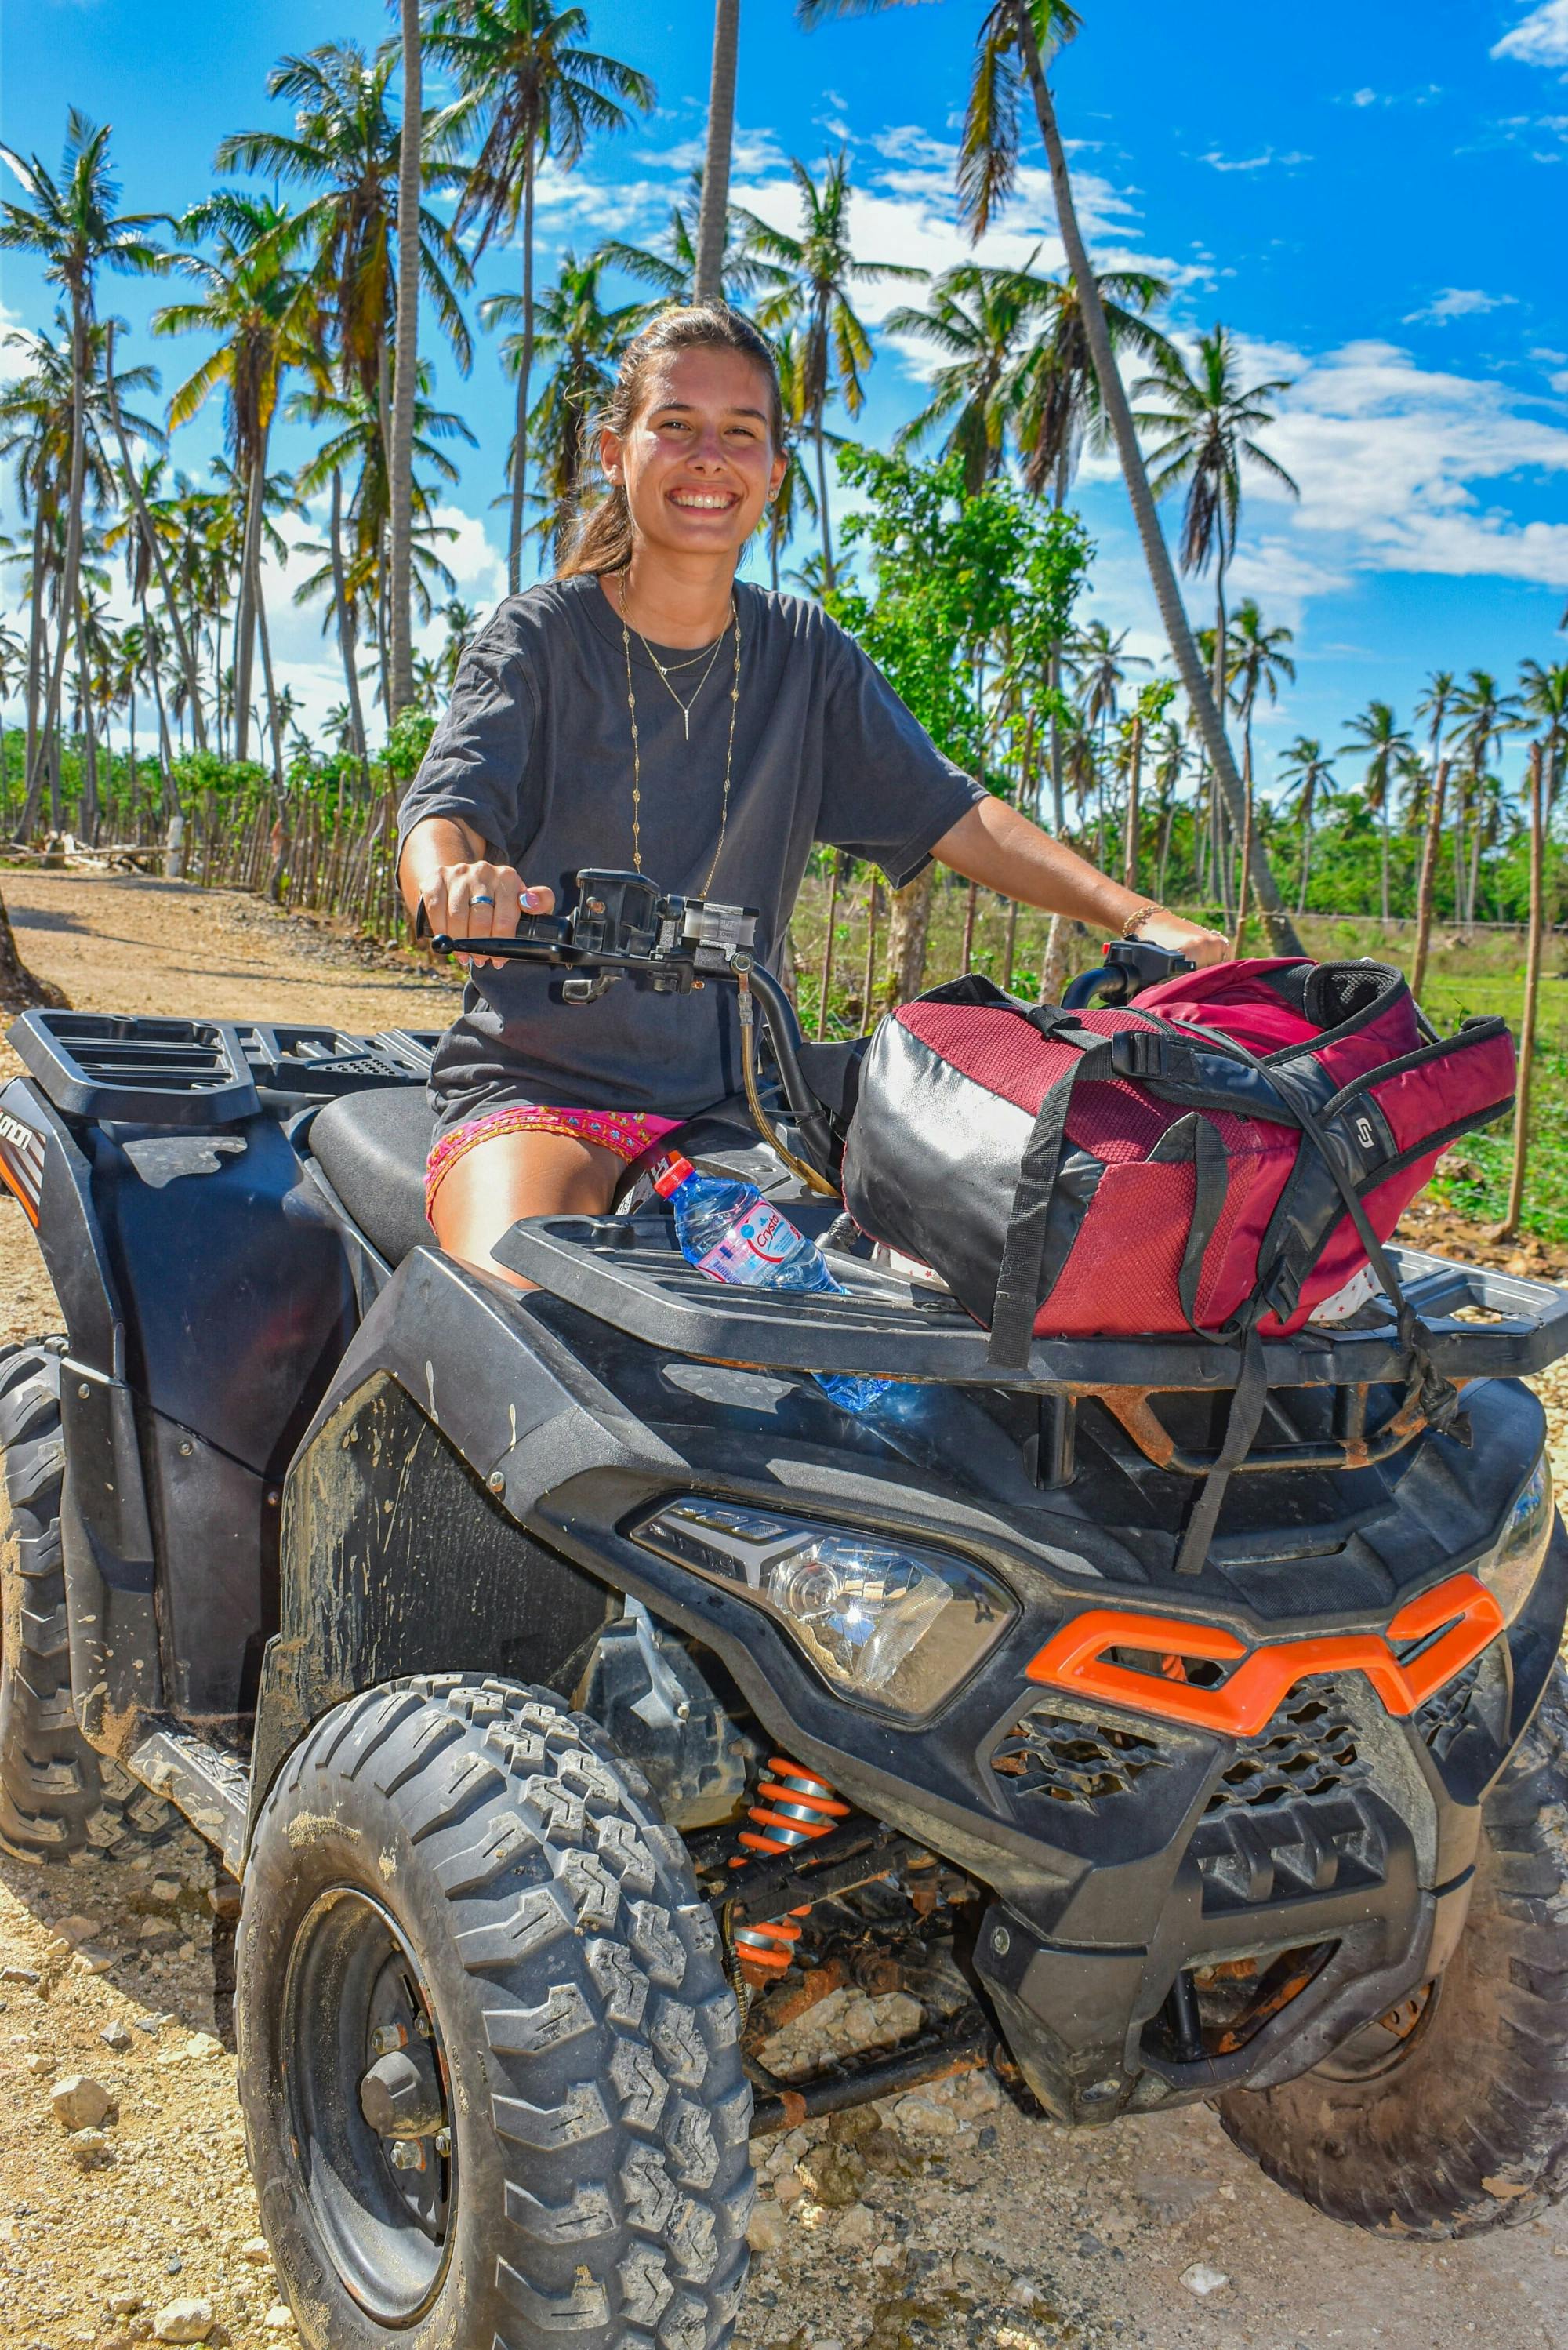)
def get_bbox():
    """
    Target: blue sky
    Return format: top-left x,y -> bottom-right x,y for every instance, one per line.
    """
2,0 -> 1566,797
